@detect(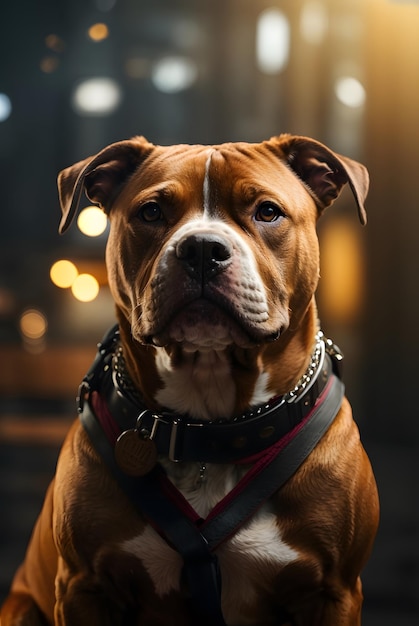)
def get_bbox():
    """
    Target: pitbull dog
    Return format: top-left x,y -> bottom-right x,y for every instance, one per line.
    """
1,134 -> 379,625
